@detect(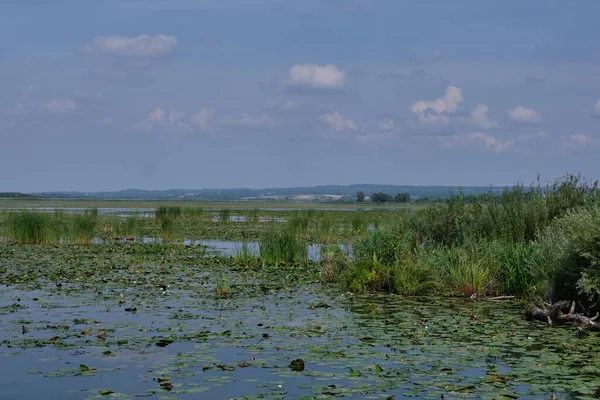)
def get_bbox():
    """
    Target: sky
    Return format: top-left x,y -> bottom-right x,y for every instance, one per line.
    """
1,0 -> 600,192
